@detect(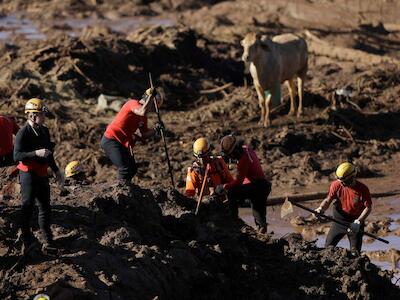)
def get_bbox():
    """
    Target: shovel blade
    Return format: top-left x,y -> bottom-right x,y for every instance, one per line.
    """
280,197 -> 293,219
